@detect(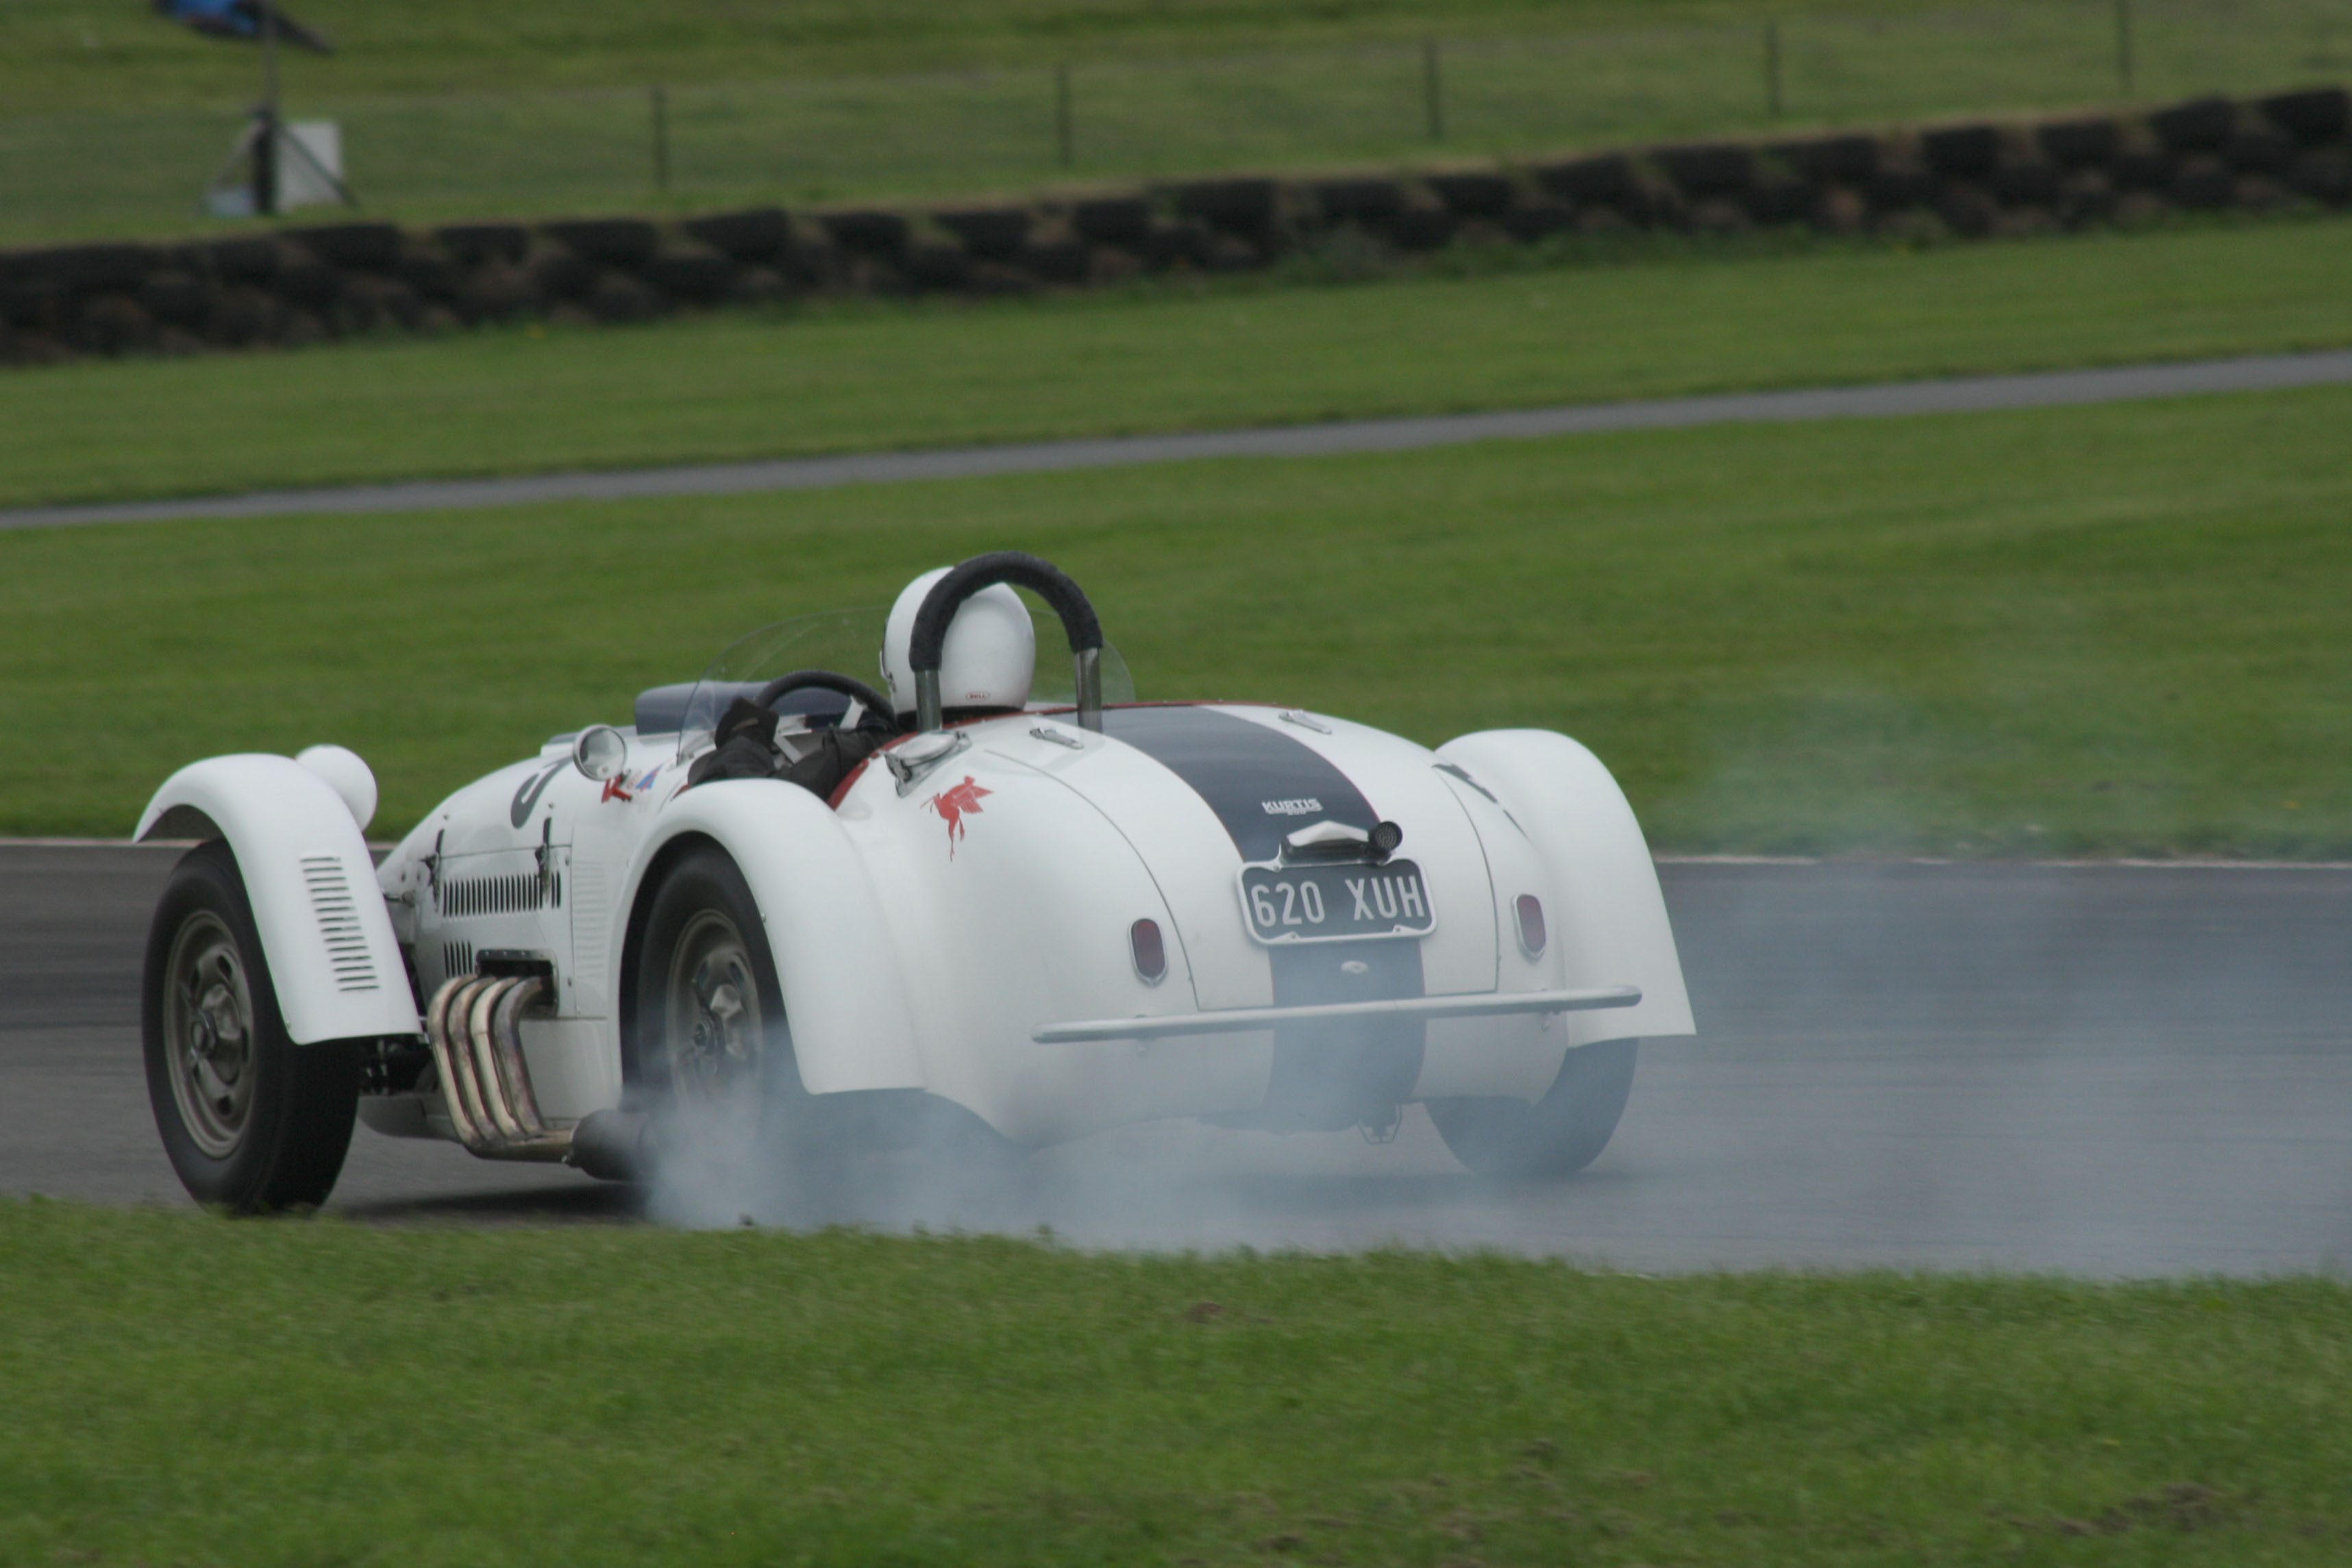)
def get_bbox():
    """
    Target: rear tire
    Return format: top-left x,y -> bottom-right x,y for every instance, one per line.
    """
1426,1039 -> 1637,1179
142,842 -> 360,1213
632,847 -> 816,1181
630,847 -> 1038,1217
